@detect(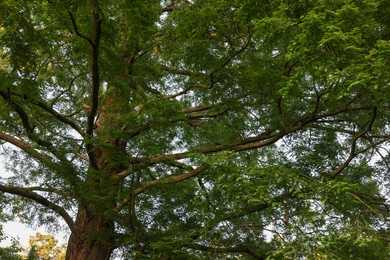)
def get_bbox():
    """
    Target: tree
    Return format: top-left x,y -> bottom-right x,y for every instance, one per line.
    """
23,232 -> 66,260
0,0 -> 389,259
0,205 -> 22,259
0,232 -> 22,260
